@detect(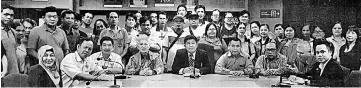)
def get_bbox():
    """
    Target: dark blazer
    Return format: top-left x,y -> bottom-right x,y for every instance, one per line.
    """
339,42 -> 361,70
305,59 -> 344,87
172,49 -> 210,75
27,65 -> 57,87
